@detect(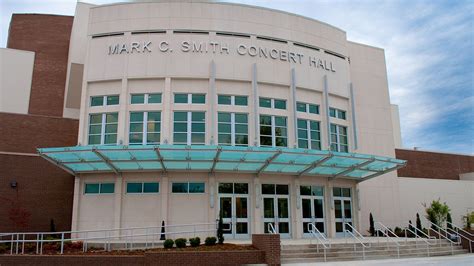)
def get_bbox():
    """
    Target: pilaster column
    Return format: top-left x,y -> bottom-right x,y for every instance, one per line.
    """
71,176 -> 81,237
114,175 -> 123,232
